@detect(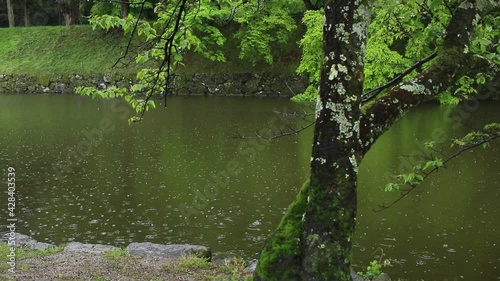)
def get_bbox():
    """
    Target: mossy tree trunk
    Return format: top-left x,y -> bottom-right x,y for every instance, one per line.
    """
254,1 -> 369,279
301,1 -> 368,279
254,1 -> 485,280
